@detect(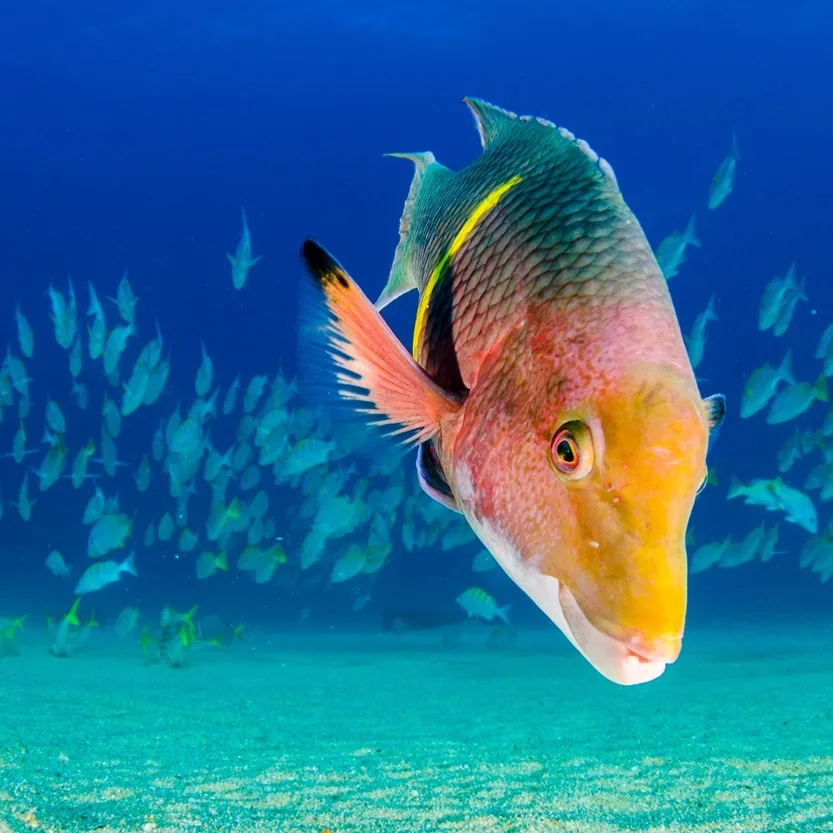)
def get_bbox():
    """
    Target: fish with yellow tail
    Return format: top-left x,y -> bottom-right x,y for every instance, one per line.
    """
301,98 -> 725,685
